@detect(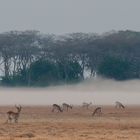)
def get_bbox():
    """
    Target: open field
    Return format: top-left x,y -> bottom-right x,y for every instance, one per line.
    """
0,105 -> 139,140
